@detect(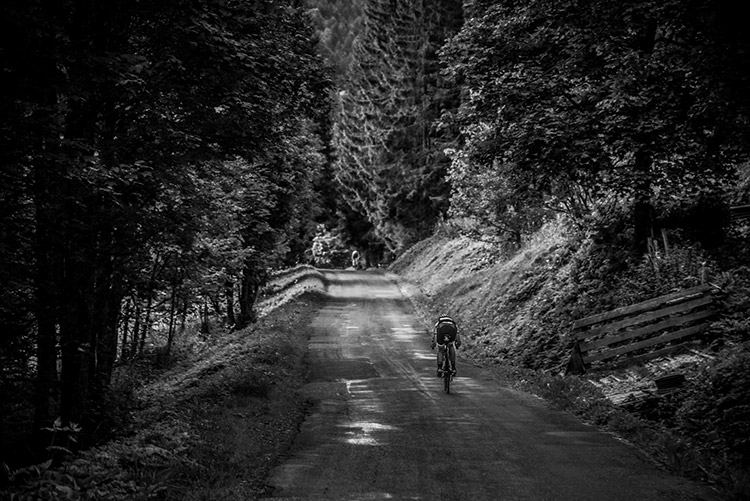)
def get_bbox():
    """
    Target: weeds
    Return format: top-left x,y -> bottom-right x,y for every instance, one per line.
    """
3,418 -> 81,500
